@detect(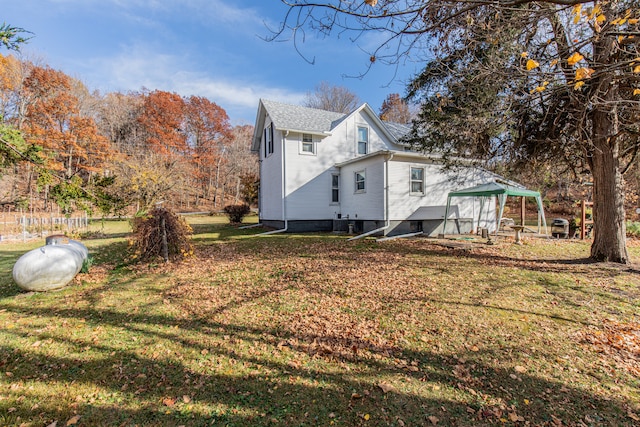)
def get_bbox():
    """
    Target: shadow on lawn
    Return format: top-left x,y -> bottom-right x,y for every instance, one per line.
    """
379,239 -> 640,301
0,233 -> 638,425
0,300 -> 637,426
